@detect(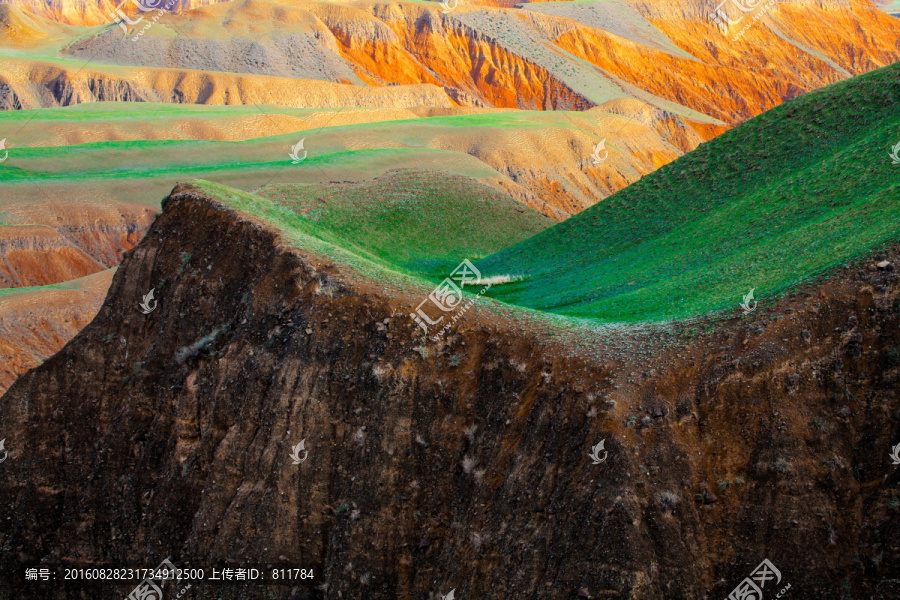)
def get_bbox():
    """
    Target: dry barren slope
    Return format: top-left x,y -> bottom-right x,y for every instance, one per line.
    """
1,0 -> 897,129
0,195 -> 153,393
0,183 -> 898,598
0,268 -> 114,394
0,193 -> 156,284
0,52 -> 457,110
1,0 -> 893,126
